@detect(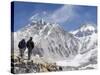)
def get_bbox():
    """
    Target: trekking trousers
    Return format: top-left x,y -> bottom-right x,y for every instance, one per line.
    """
19,48 -> 26,58
28,49 -> 32,60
